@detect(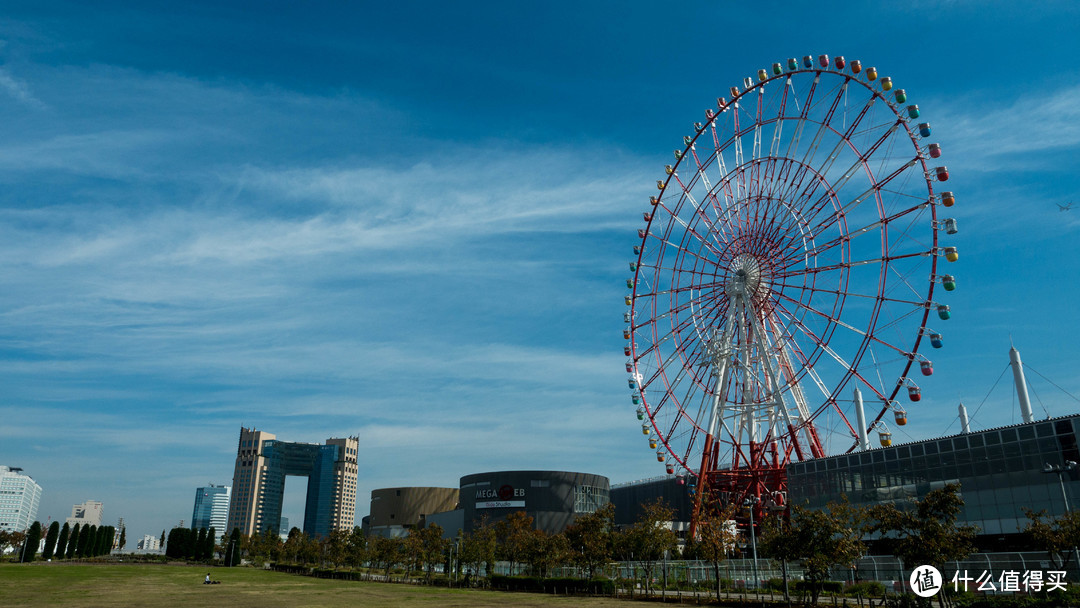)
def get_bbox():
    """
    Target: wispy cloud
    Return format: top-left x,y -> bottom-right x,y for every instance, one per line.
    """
0,66 -> 43,108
